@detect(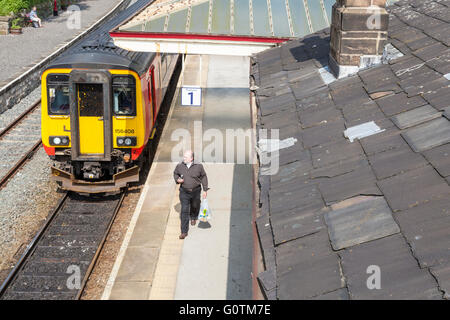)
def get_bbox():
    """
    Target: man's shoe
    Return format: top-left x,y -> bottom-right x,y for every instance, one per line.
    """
191,220 -> 197,226
179,233 -> 188,239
